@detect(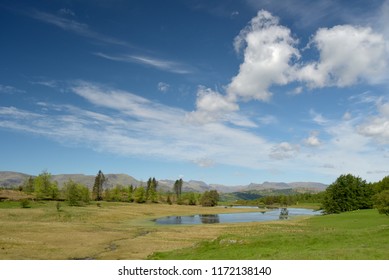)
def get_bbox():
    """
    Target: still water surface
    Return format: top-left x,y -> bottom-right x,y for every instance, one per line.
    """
154,208 -> 321,225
